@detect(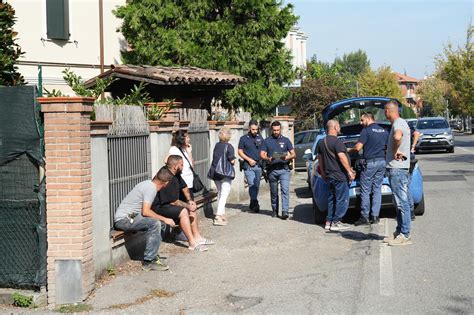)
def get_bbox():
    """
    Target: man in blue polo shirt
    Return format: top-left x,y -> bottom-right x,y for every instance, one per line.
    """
260,121 -> 296,220
238,120 -> 264,212
348,112 -> 388,225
